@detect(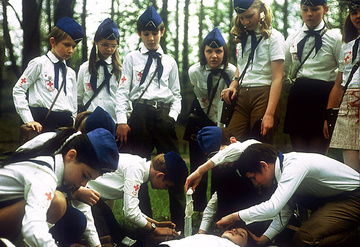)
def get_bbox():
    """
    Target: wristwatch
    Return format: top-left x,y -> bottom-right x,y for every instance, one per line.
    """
150,222 -> 156,232
233,76 -> 241,82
